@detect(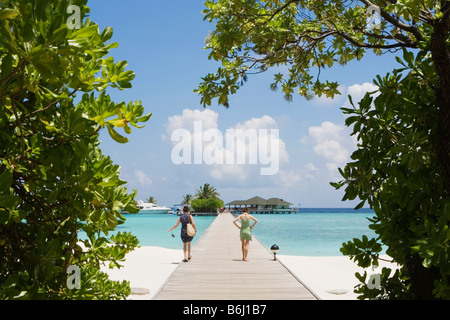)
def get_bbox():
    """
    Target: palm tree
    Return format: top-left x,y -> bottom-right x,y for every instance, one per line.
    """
181,194 -> 194,206
195,183 -> 219,199
146,196 -> 157,204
